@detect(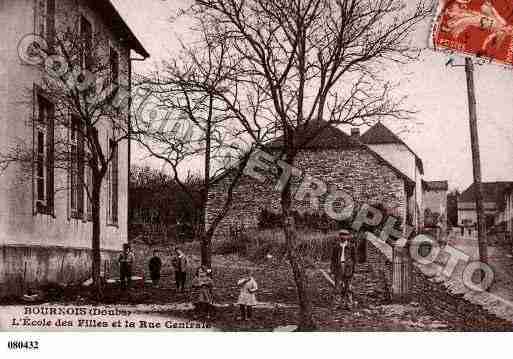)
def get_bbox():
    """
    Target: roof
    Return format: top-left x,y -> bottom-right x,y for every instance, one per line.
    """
92,1 -> 149,58
423,180 -> 448,191
360,122 -> 424,174
266,120 -> 361,150
459,182 -> 513,205
212,120 -> 414,186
